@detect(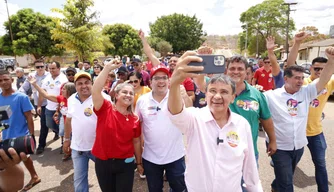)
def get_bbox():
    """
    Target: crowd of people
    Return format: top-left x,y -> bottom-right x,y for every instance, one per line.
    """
0,30 -> 333,192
